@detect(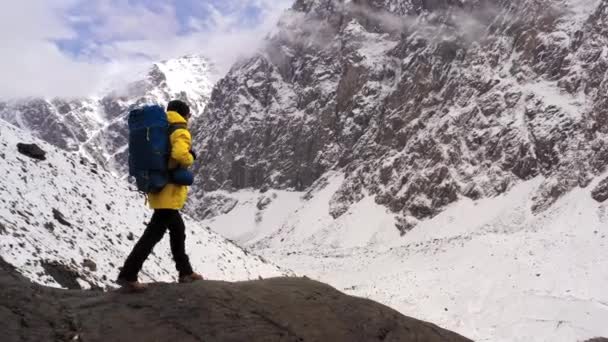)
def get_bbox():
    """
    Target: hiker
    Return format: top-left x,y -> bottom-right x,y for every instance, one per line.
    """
117,100 -> 203,291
